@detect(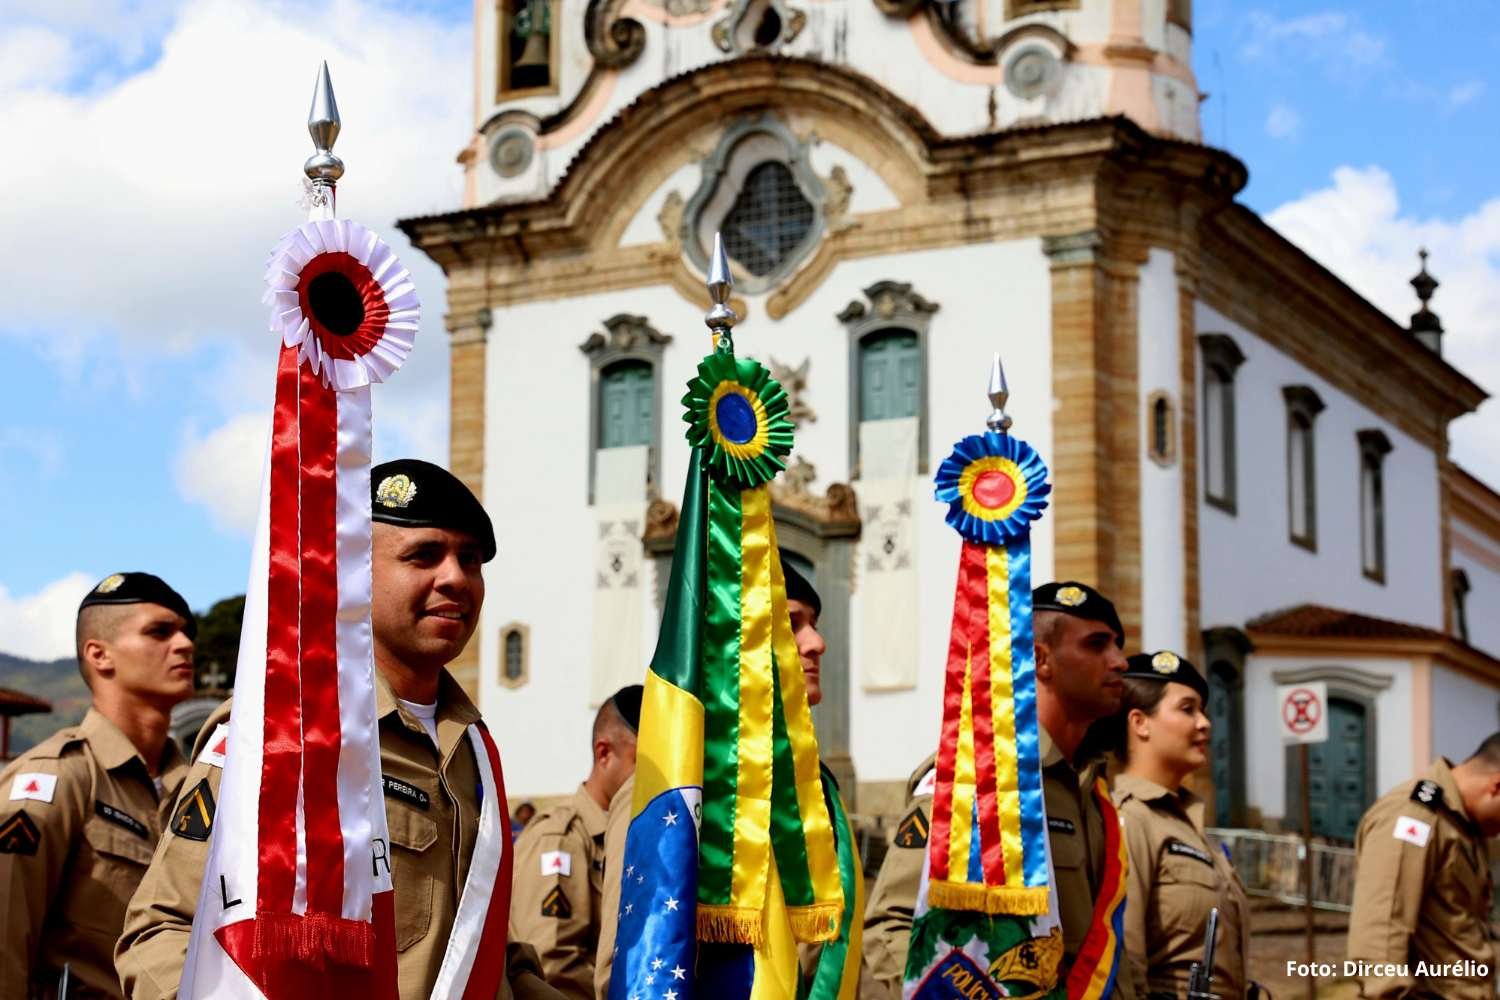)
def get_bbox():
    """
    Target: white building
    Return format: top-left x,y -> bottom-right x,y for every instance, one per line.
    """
400,0 -> 1500,836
